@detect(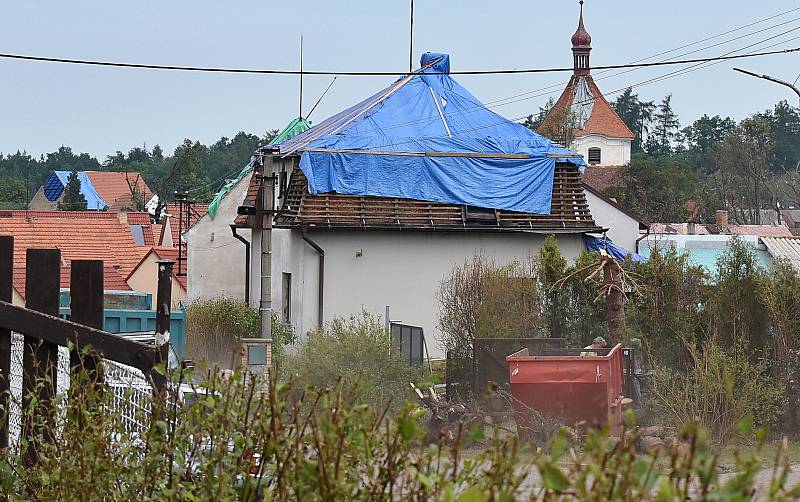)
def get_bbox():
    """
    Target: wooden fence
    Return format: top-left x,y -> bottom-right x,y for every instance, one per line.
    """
0,235 -> 172,467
